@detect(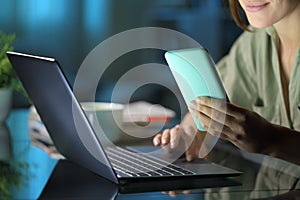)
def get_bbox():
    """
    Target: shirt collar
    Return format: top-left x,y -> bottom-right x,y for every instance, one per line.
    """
265,26 -> 280,47
265,26 -> 276,36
